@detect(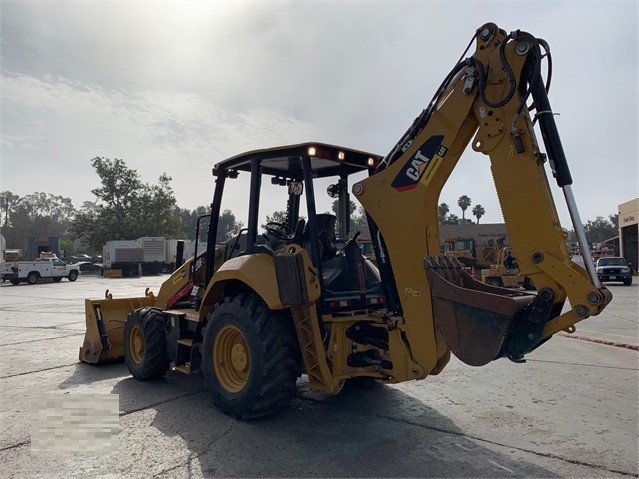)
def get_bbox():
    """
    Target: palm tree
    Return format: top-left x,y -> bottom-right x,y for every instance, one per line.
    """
472,204 -> 485,224
438,203 -> 450,224
458,195 -> 471,220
